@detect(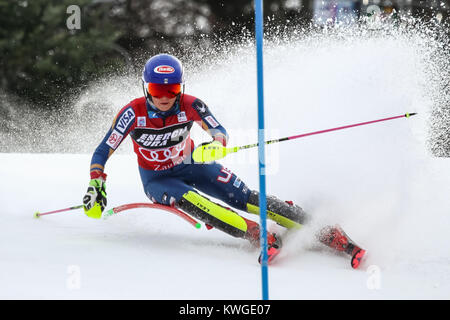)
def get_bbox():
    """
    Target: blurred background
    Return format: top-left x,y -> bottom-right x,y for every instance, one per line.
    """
0,0 -> 449,153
